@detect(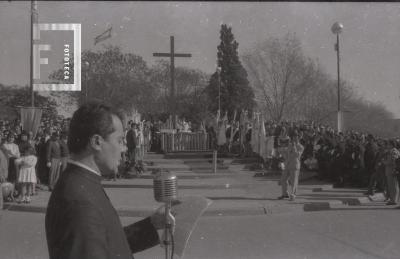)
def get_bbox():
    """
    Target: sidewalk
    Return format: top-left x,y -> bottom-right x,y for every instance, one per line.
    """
2,152 -> 390,217
4,169 -> 385,217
